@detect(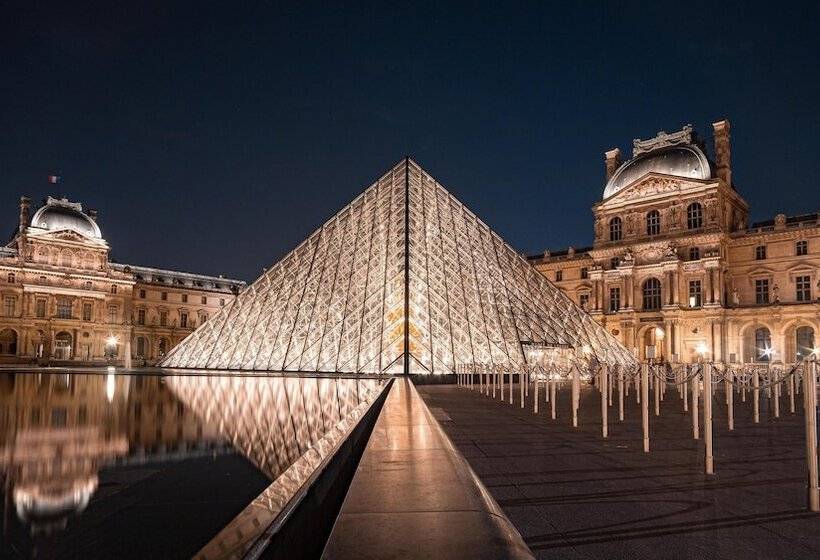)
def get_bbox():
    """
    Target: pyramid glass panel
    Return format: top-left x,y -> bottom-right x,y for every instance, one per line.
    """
161,159 -> 636,373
